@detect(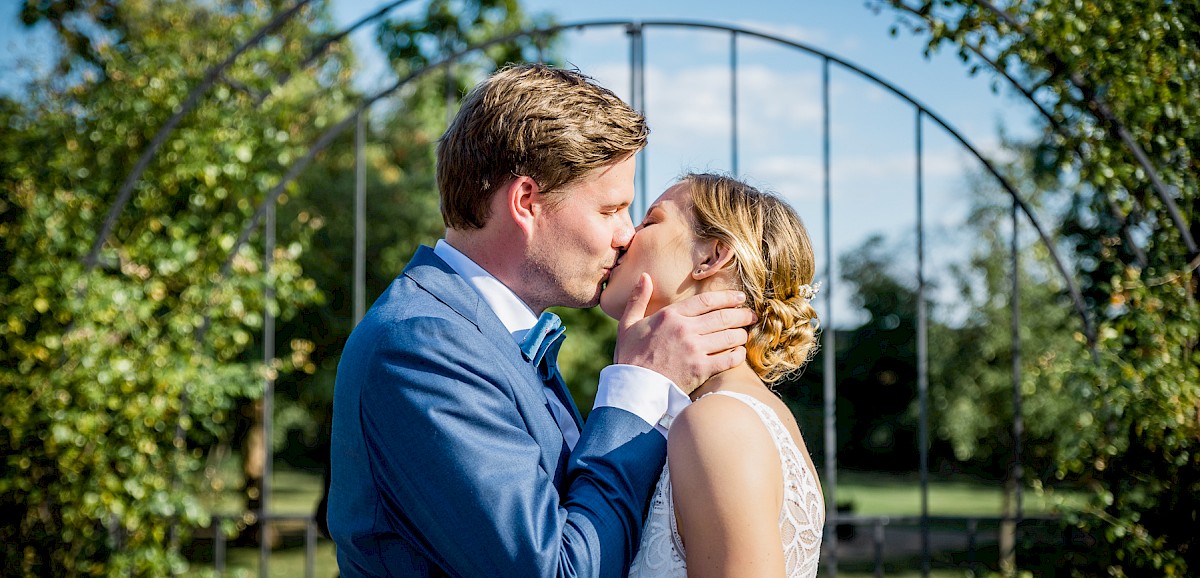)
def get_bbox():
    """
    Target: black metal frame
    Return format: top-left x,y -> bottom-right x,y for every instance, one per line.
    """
87,4 -> 1107,575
